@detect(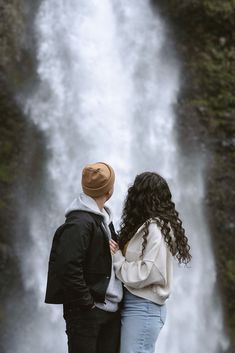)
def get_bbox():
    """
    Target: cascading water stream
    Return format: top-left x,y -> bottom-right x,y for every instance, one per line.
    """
13,0 -> 229,352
